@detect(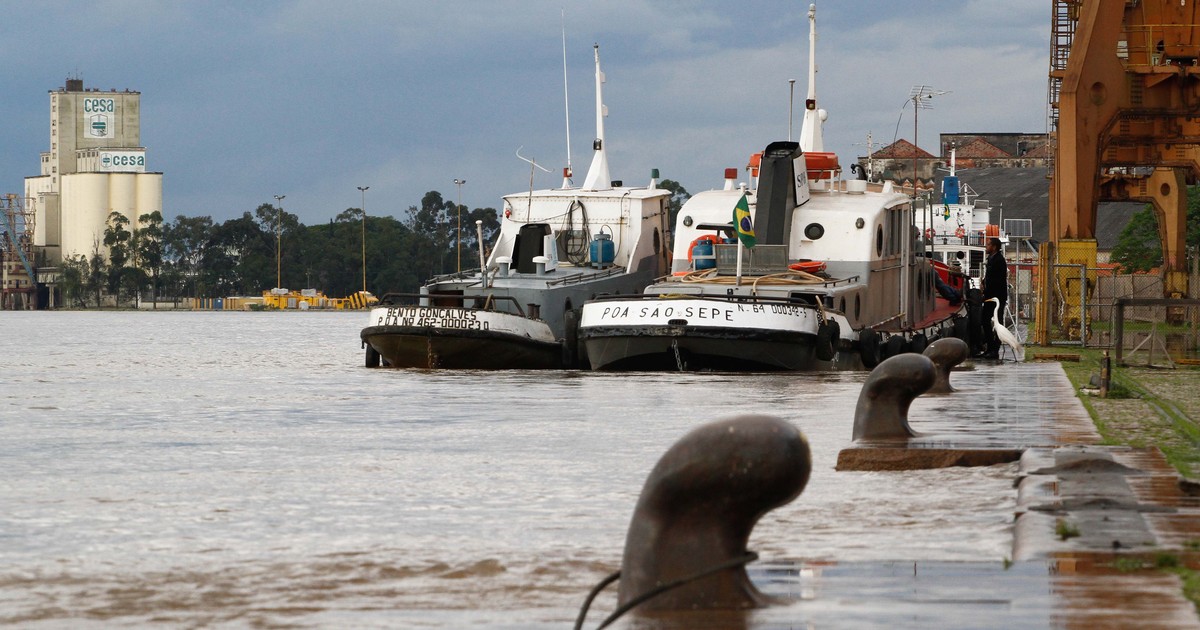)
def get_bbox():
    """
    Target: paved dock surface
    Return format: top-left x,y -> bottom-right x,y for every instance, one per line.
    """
730,362 -> 1200,629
